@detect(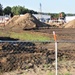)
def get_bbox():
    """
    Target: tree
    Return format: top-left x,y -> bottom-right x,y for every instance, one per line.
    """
11,6 -> 30,15
11,6 -> 18,15
17,6 -> 29,14
48,13 -> 59,20
59,12 -> 66,19
0,3 -> 3,15
11,5 -> 37,15
3,6 -> 11,15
